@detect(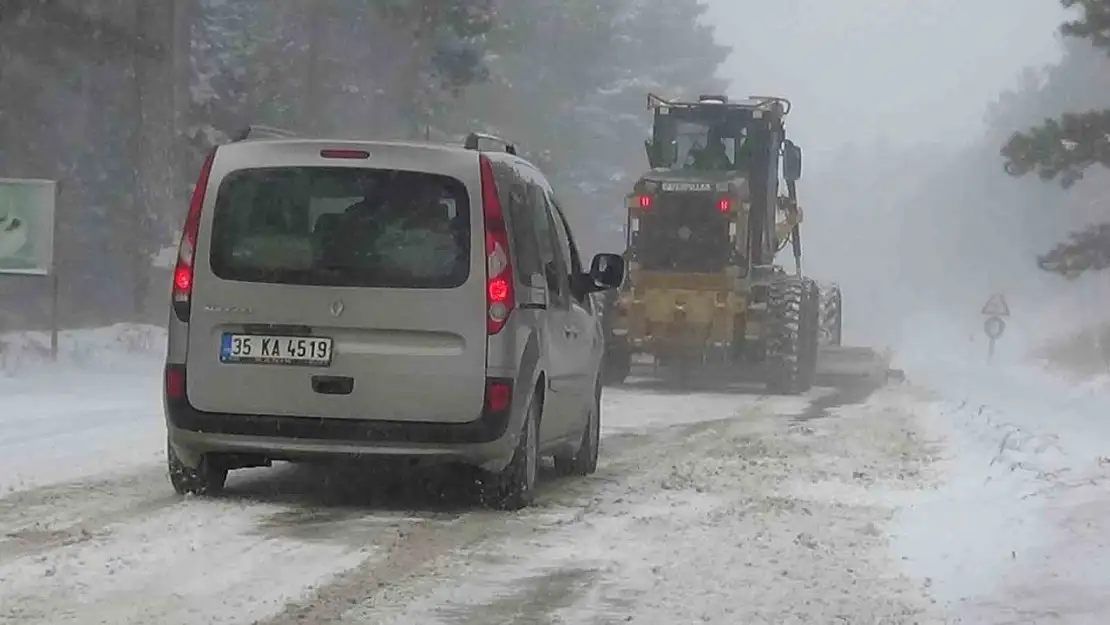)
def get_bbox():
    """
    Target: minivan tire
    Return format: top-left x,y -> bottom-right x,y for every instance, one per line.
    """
555,384 -> 600,476
481,395 -> 539,510
167,440 -> 228,496
602,345 -> 632,386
